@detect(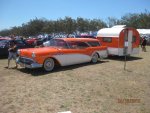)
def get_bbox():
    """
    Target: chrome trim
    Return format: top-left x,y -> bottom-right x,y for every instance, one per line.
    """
17,57 -> 42,69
